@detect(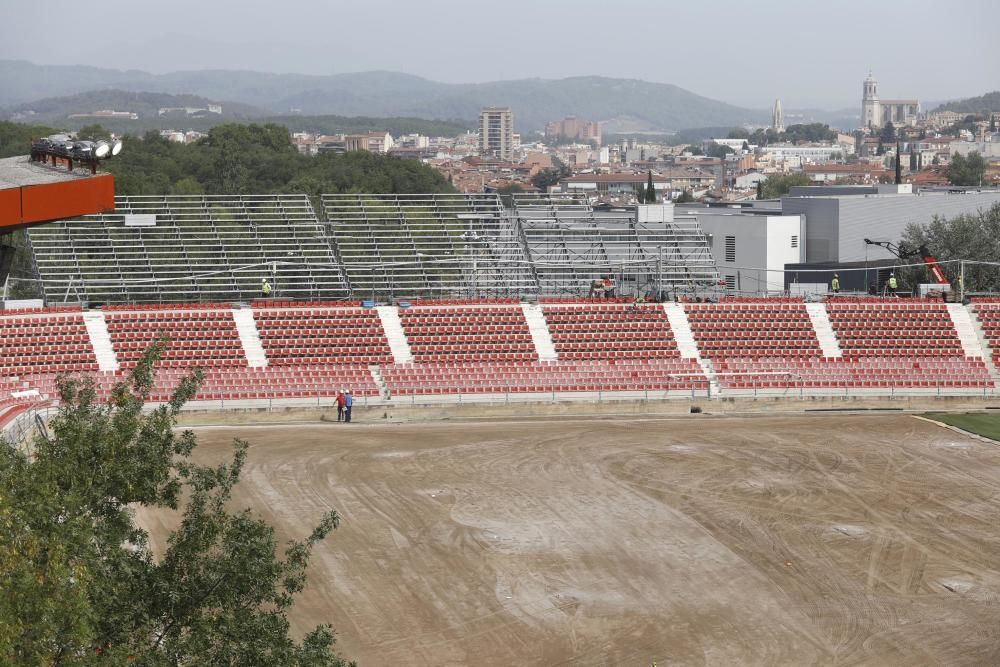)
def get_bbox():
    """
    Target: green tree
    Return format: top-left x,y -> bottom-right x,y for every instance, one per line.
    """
947,151 -> 986,186
756,179 -> 764,199
703,142 -> 735,159
76,124 -> 113,141
0,120 -> 58,158
645,170 -> 657,203
758,173 -> 812,199
674,189 -> 696,203
0,343 -> 353,666
895,140 -> 903,184
531,167 -> 564,191
900,202 -> 1000,292
880,121 -> 897,143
